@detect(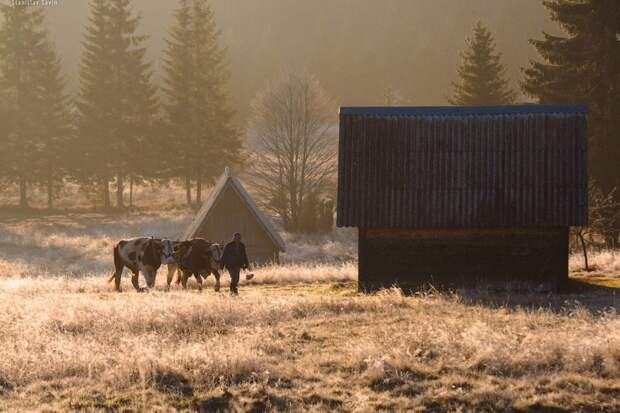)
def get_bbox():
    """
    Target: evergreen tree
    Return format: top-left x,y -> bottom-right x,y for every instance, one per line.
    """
450,21 -> 516,105
161,0 -> 192,204
0,3 -> 47,208
108,0 -> 158,208
77,0 -> 157,209
523,0 -> 620,200
162,0 -> 240,205
31,41 -> 72,209
77,0 -> 114,208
